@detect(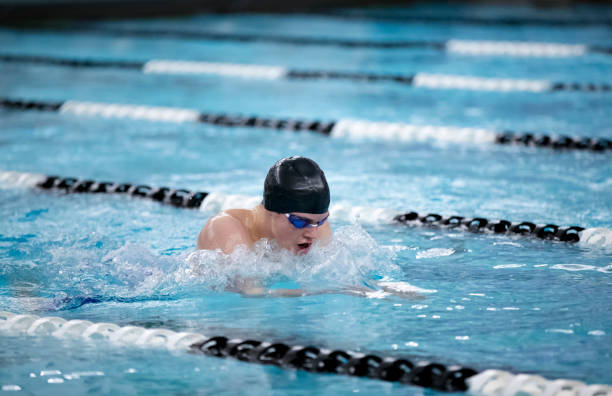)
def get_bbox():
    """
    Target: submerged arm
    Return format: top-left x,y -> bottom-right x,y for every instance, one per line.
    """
231,279 -> 308,298
236,280 -> 425,299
